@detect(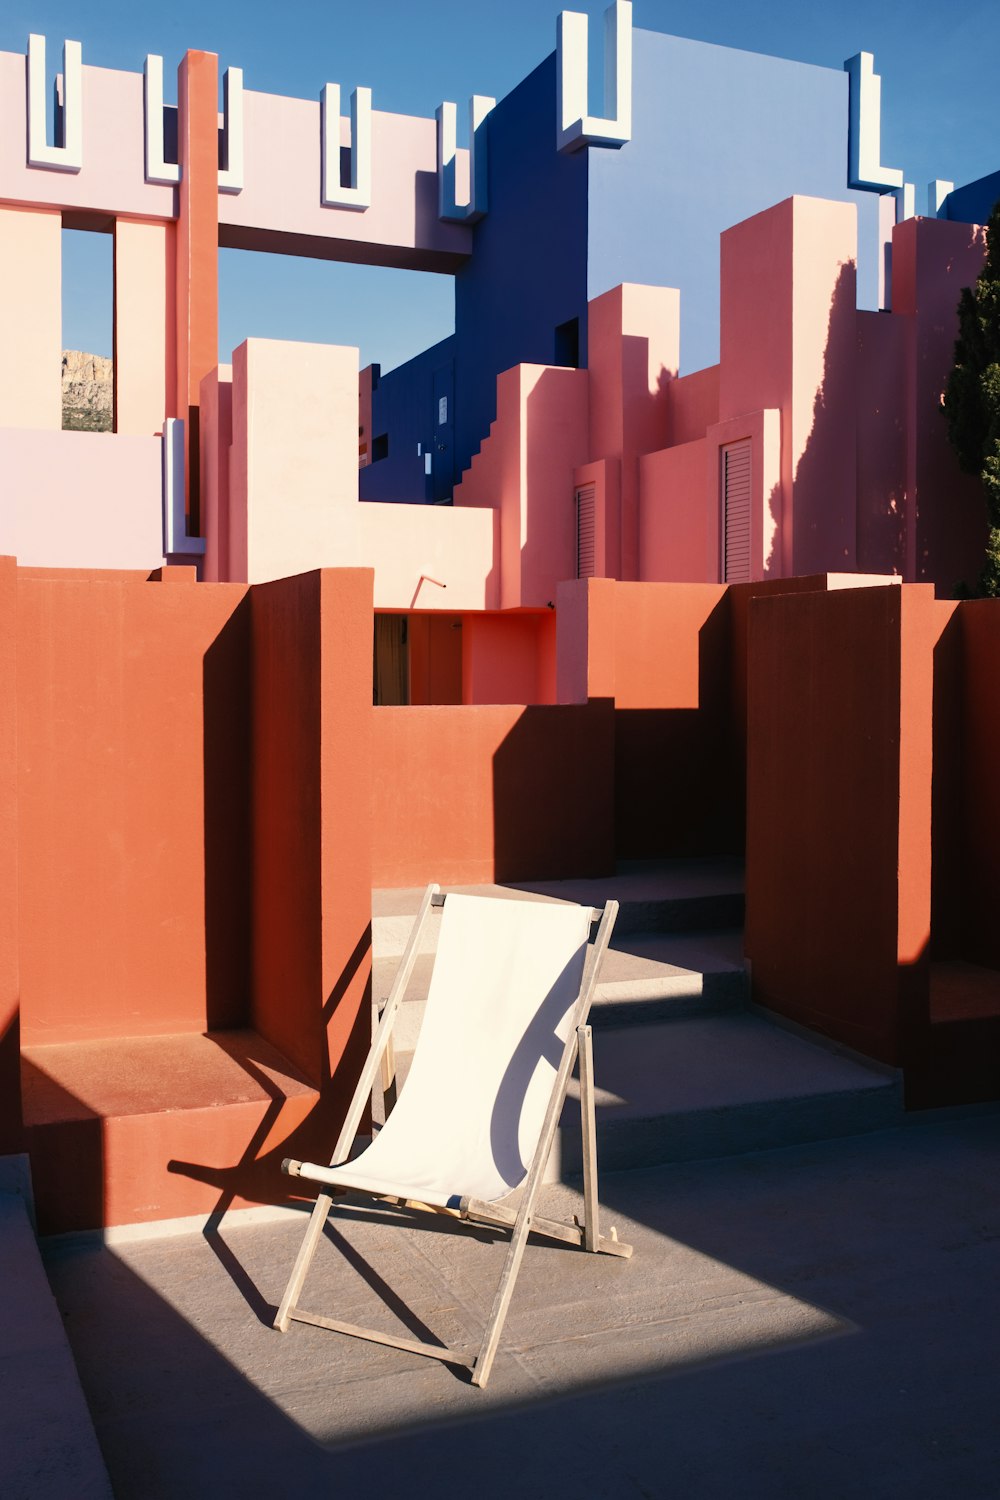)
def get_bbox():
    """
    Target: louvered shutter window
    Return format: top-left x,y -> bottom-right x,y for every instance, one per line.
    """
576,483 -> 596,579
723,441 -> 751,583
